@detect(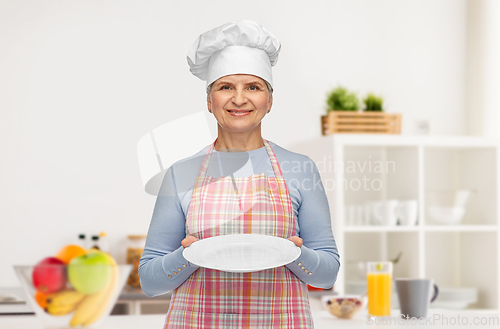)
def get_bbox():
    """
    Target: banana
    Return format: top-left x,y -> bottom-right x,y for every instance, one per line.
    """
82,254 -> 120,326
46,302 -> 77,316
44,290 -> 85,316
70,252 -> 119,327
